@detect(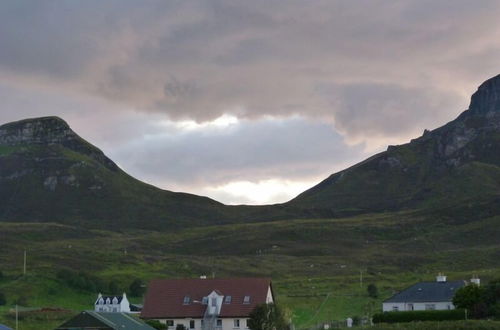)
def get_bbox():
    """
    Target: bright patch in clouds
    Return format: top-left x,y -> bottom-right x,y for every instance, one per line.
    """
169,114 -> 239,131
206,179 -> 314,205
